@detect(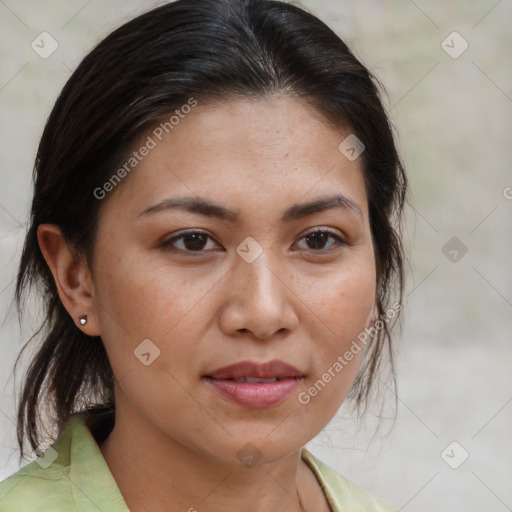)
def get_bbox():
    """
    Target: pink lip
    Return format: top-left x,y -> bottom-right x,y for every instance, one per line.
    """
207,360 -> 303,380
204,360 -> 305,408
